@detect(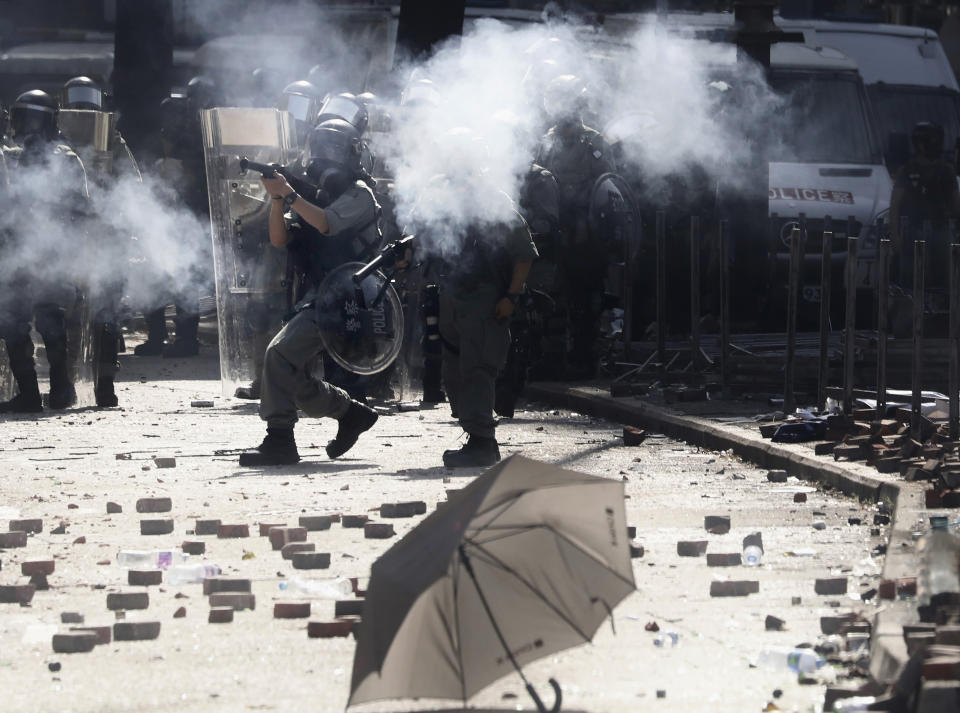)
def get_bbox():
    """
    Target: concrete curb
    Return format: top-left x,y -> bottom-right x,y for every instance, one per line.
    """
526,382 -> 925,686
